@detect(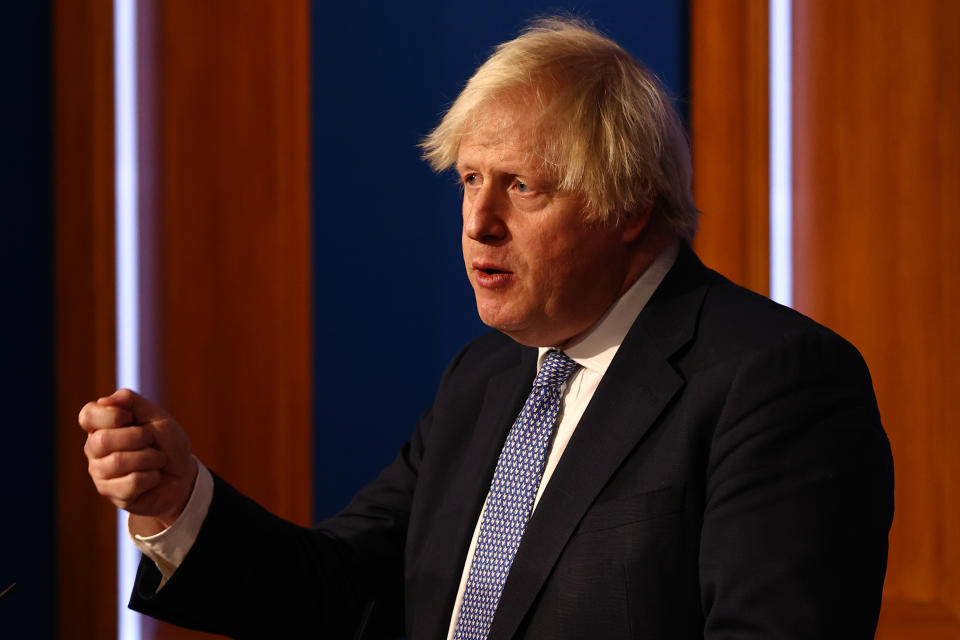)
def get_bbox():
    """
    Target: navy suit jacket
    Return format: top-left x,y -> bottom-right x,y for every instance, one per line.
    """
131,245 -> 894,639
